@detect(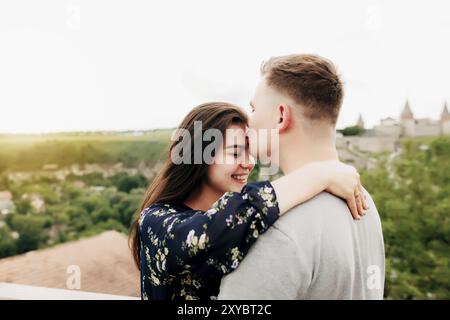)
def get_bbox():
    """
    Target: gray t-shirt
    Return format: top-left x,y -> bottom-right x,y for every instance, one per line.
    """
218,191 -> 385,300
